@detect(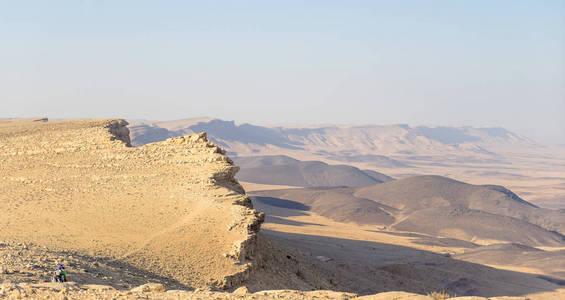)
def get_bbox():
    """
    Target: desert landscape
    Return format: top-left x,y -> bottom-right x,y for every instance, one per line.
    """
130,118 -> 565,294
1,2 -> 563,299
129,118 -> 565,209
1,118 -> 564,299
